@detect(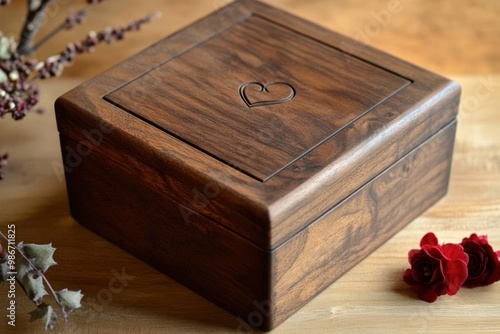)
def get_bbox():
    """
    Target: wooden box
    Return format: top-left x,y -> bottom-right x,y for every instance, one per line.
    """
55,0 -> 461,330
